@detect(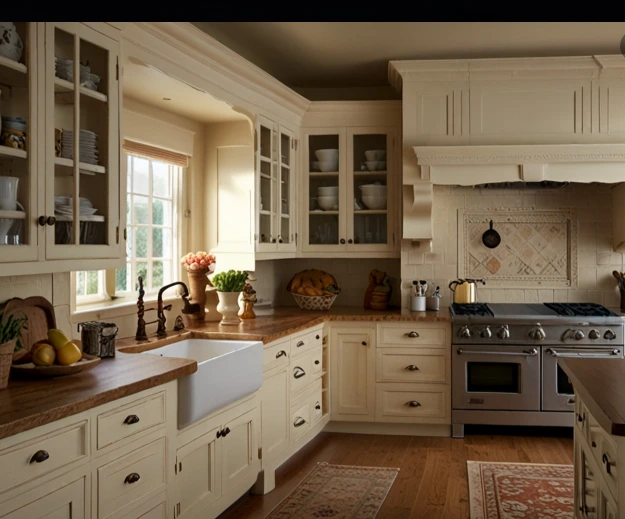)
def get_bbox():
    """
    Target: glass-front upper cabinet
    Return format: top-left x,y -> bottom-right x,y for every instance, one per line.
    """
303,126 -> 396,255
0,23 -> 38,264
255,114 -> 296,255
44,22 -> 120,260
